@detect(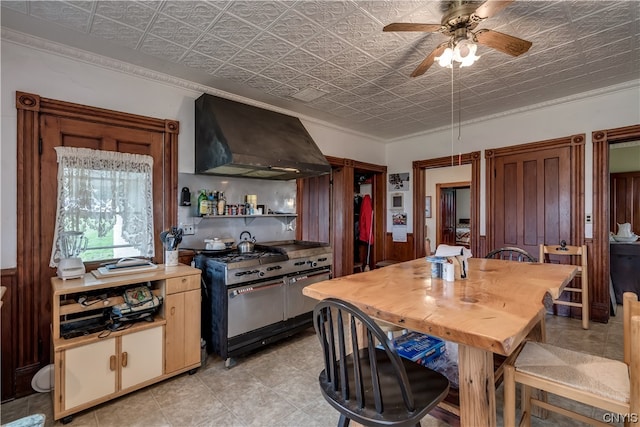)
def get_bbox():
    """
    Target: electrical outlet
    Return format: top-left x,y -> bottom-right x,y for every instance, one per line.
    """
586,214 -> 592,224
183,224 -> 195,235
